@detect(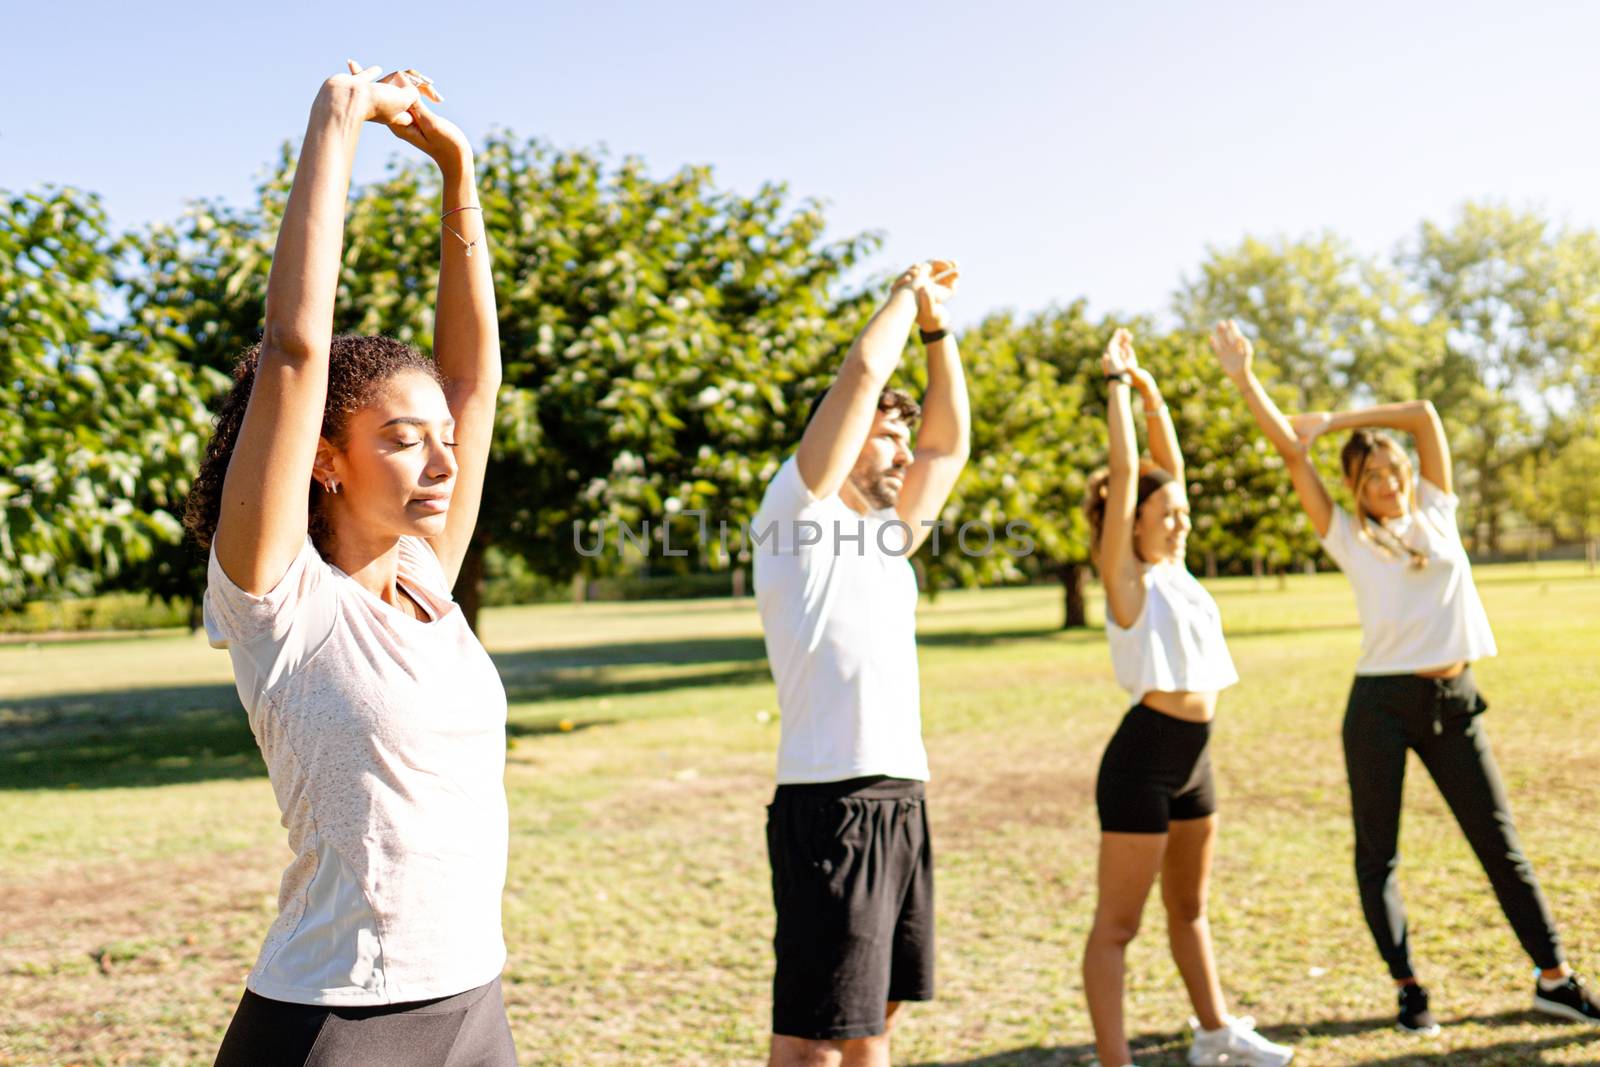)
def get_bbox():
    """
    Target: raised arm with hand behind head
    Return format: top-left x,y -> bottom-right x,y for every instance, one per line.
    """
1289,399 -> 1451,496
213,65 -> 420,595
1212,319 -> 1336,538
